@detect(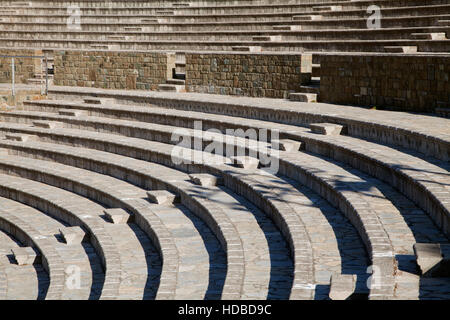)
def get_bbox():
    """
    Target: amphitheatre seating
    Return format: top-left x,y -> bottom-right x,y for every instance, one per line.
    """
0,0 -> 449,301
0,85 -> 447,299
0,196 -> 104,299
0,0 -> 449,53
0,224 -> 49,300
